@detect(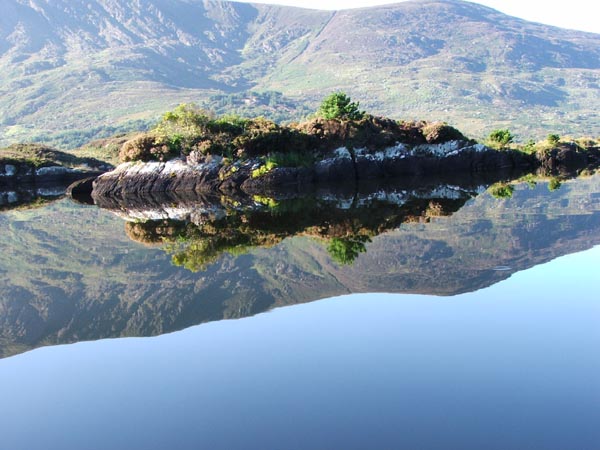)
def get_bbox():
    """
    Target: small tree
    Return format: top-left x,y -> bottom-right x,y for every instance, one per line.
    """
488,129 -> 514,147
317,92 -> 364,120
327,236 -> 369,265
